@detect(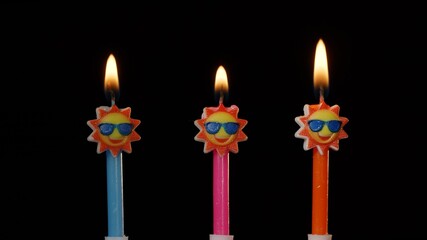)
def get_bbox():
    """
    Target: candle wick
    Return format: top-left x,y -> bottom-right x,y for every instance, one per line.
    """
319,88 -> 325,103
110,91 -> 116,106
219,92 -> 224,105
